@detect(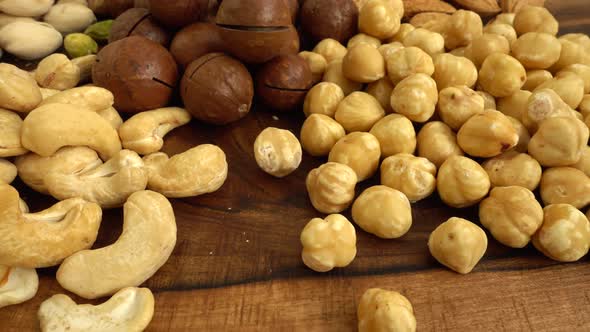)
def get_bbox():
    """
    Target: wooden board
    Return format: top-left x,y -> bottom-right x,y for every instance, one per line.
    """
1,1 -> 590,331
